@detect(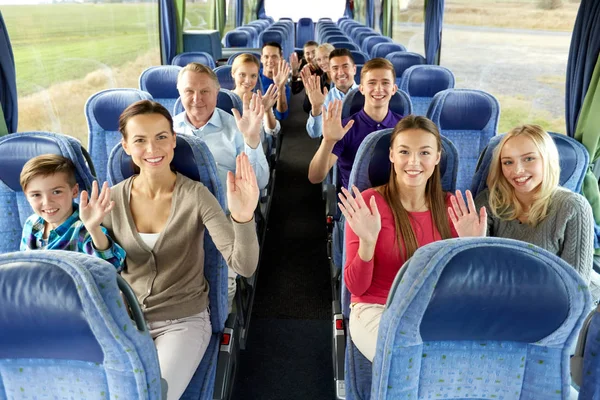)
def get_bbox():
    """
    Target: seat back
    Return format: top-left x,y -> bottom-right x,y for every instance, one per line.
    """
296,17 -> 315,48
171,51 -> 216,69
107,134 -> 228,398
0,132 -> 96,254
354,64 -> 364,85
341,88 -> 412,119
224,30 -> 252,48
0,250 -> 162,399
427,88 -> 500,192
214,65 -> 236,90
361,36 -> 392,56
139,65 -> 182,115
349,50 -> 370,65
172,88 -> 243,117
331,41 -> 360,51
371,237 -> 591,399
399,65 -> 455,116
236,26 -> 259,47
370,42 -> 406,59
226,51 -> 262,66
470,132 -> 589,198
85,88 -> 153,182
574,305 -> 600,399
385,51 -> 427,85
